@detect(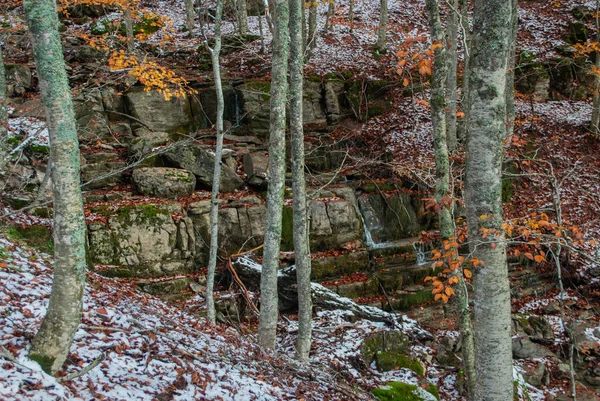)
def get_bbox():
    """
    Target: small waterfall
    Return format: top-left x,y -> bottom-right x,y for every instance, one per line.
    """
358,194 -> 398,250
232,84 -> 241,127
412,242 -> 427,266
